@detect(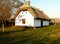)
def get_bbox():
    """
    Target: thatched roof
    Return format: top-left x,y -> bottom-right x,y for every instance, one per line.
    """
11,3 -> 50,20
